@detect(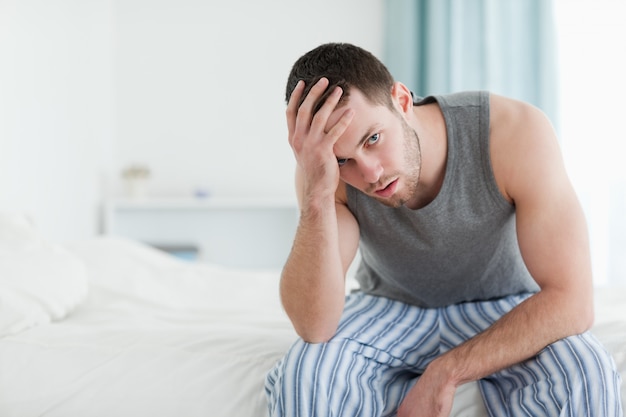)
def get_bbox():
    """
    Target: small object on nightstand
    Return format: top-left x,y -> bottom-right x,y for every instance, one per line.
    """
122,164 -> 151,200
194,187 -> 211,199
